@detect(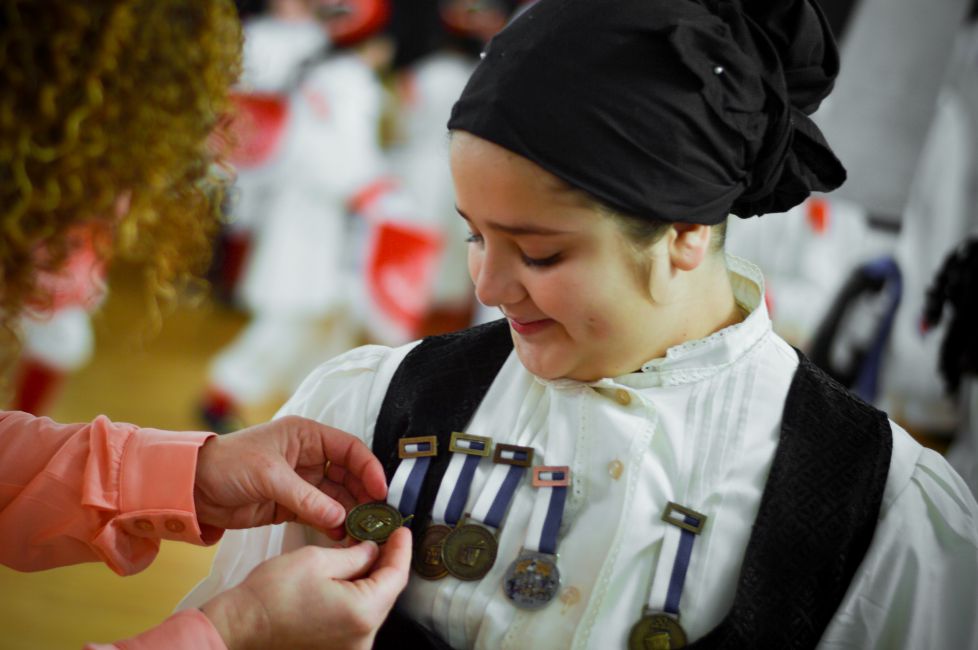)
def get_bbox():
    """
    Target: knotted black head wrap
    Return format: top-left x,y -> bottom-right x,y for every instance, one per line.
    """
447,0 -> 847,225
